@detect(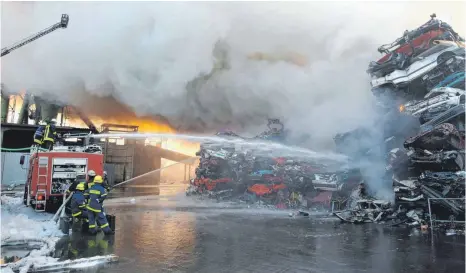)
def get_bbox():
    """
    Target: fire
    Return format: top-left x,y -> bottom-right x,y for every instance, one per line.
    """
6,93 -> 27,123
89,116 -> 175,134
64,115 -> 200,157
63,115 -> 174,134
